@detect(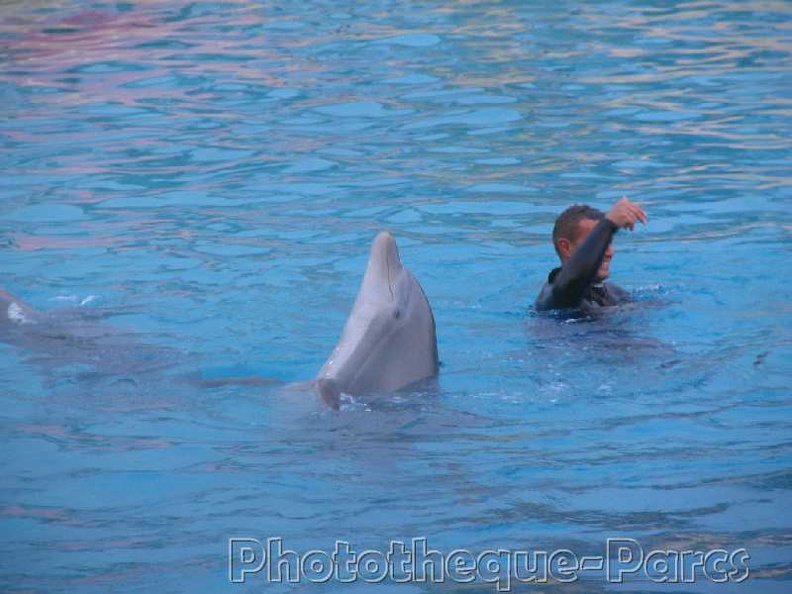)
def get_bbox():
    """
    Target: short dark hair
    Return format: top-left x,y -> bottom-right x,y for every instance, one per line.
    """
552,204 -> 605,257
